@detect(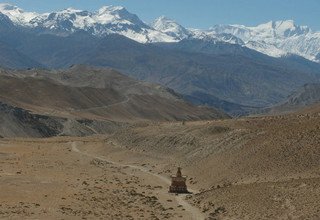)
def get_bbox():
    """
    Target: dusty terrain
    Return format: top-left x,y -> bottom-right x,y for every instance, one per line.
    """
1,106 -> 320,219
0,137 -> 202,219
